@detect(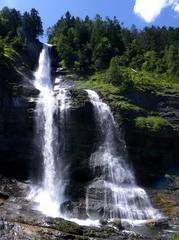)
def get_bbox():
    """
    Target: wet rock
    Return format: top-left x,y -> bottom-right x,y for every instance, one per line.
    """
149,189 -> 179,218
165,175 -> 179,190
145,219 -> 169,229
99,218 -> 108,225
60,200 -> 89,220
0,176 -> 177,240
70,88 -> 88,108
112,218 -> 124,230
85,180 -> 108,219
0,198 -> 130,240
